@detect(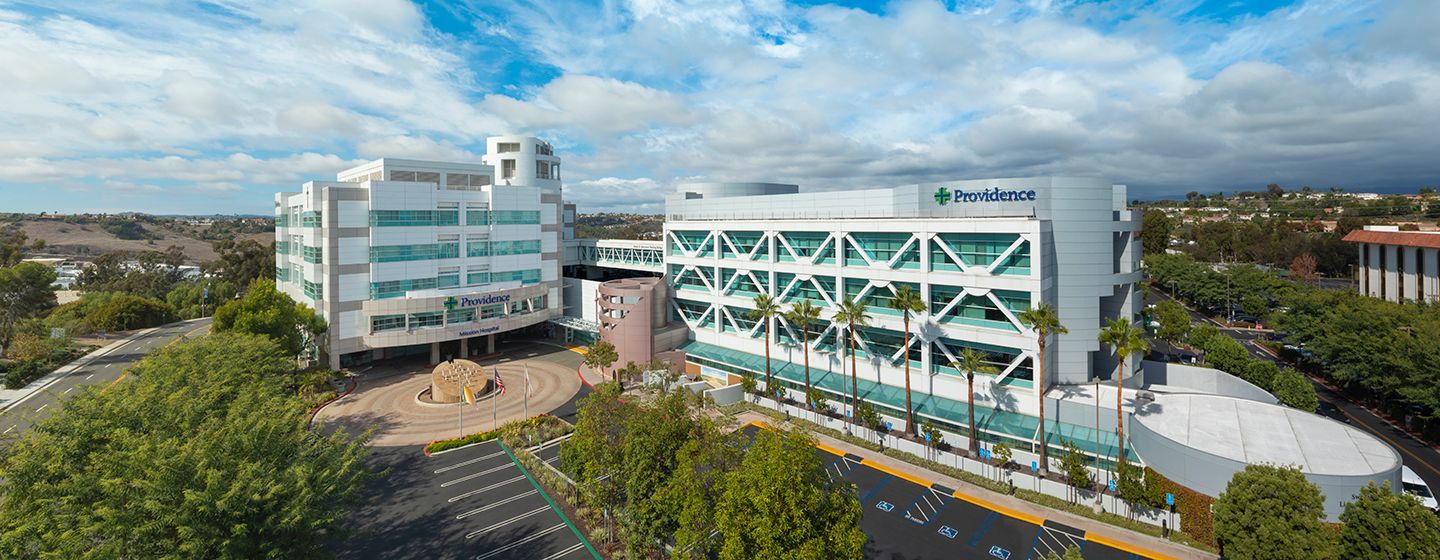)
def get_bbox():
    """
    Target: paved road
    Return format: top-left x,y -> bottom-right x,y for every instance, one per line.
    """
0,318 -> 211,439
1146,286 -> 1440,493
